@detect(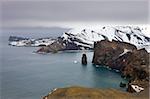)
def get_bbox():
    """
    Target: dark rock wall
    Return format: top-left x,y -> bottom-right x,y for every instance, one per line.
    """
92,40 -> 149,80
